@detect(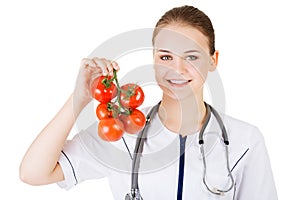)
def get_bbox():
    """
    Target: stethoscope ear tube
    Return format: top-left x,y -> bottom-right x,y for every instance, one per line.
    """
199,103 -> 229,145
209,105 -> 229,145
199,102 -> 212,145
